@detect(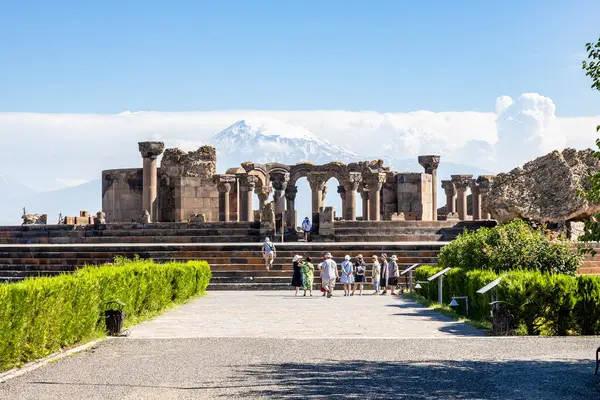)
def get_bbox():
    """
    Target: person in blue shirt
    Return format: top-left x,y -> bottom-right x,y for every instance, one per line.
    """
301,217 -> 312,241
